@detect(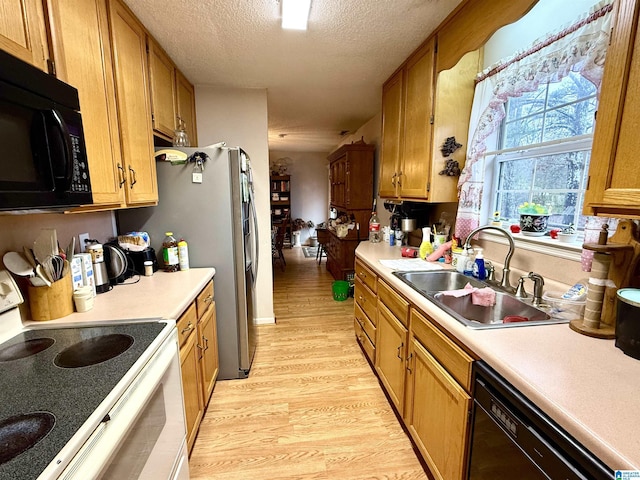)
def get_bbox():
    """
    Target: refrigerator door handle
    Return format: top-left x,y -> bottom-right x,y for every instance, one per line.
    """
249,189 -> 259,283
